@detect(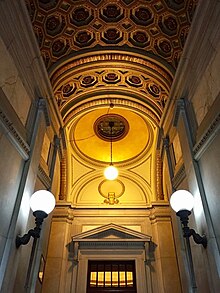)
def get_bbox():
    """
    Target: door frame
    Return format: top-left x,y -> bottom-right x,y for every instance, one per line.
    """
70,224 -> 152,293
72,249 -> 151,293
